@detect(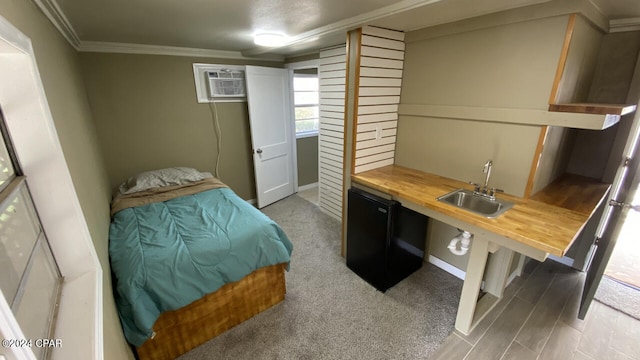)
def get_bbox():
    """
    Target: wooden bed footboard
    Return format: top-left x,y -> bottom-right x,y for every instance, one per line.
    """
136,263 -> 287,360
